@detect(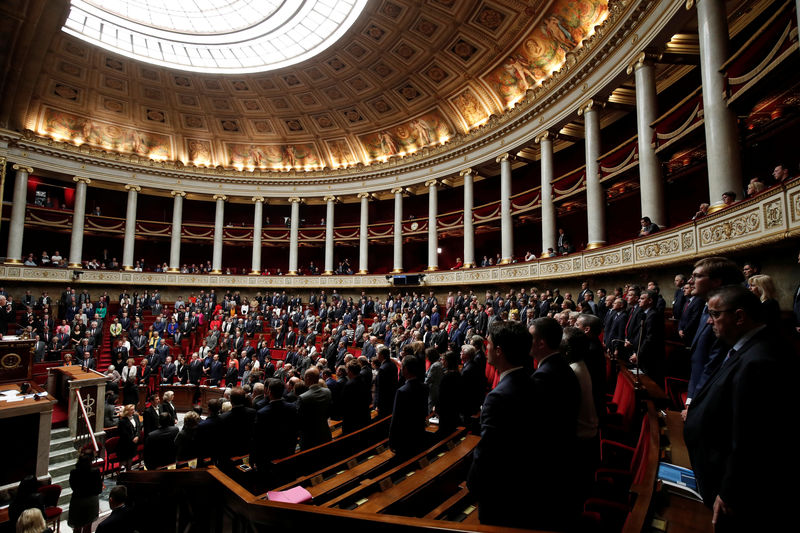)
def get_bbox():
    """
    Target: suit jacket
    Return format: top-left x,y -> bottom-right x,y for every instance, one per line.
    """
143,425 -> 179,469
341,377 -> 371,434
388,378 -> 429,457
530,353 -> 581,529
220,405 -> 257,458
160,401 -> 177,422
95,505 -> 134,533
195,415 -> 224,463
684,328 -> 796,528
635,308 -> 666,381
142,405 -> 160,440
297,385 -> 332,450
678,296 -> 704,345
253,399 -> 299,467
604,309 -> 628,351
687,305 -> 725,402
468,368 -> 537,528
460,360 -> 485,418
375,360 -> 399,418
